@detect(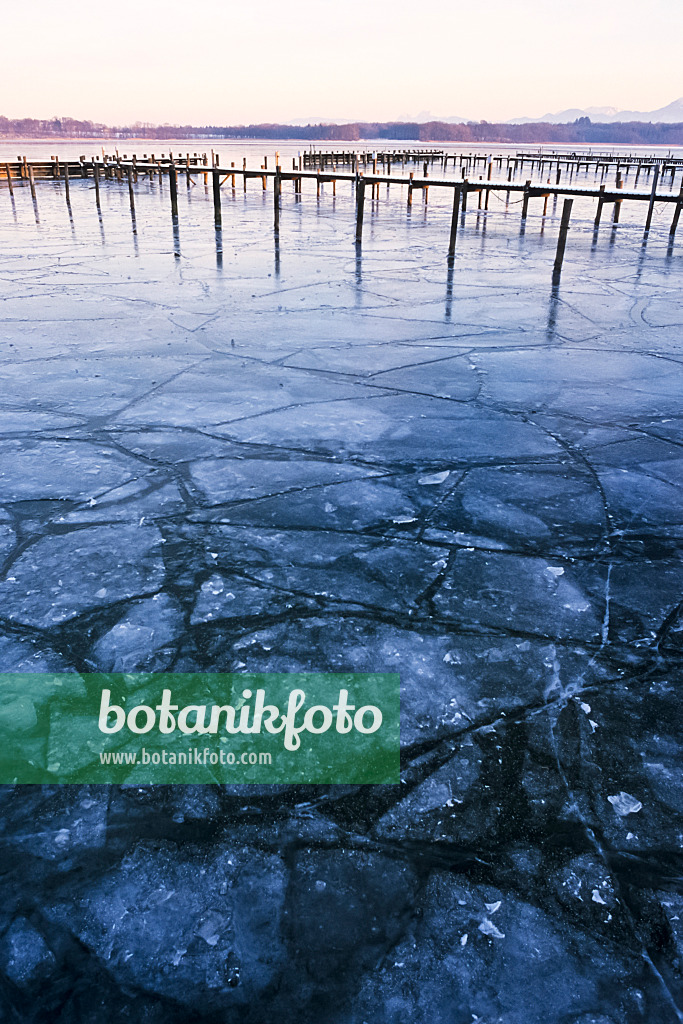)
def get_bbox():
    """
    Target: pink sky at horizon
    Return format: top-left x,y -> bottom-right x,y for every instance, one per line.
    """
2,0 -> 680,125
